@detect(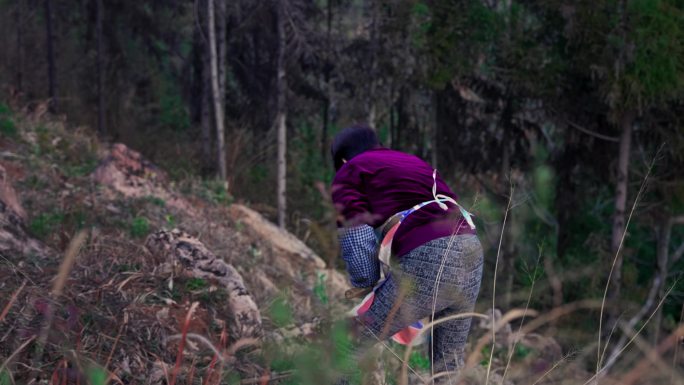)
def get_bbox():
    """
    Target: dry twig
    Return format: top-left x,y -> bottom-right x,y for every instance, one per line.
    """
486,183 -> 514,385
0,280 -> 26,323
597,148 -> 656,373
169,301 -> 199,385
